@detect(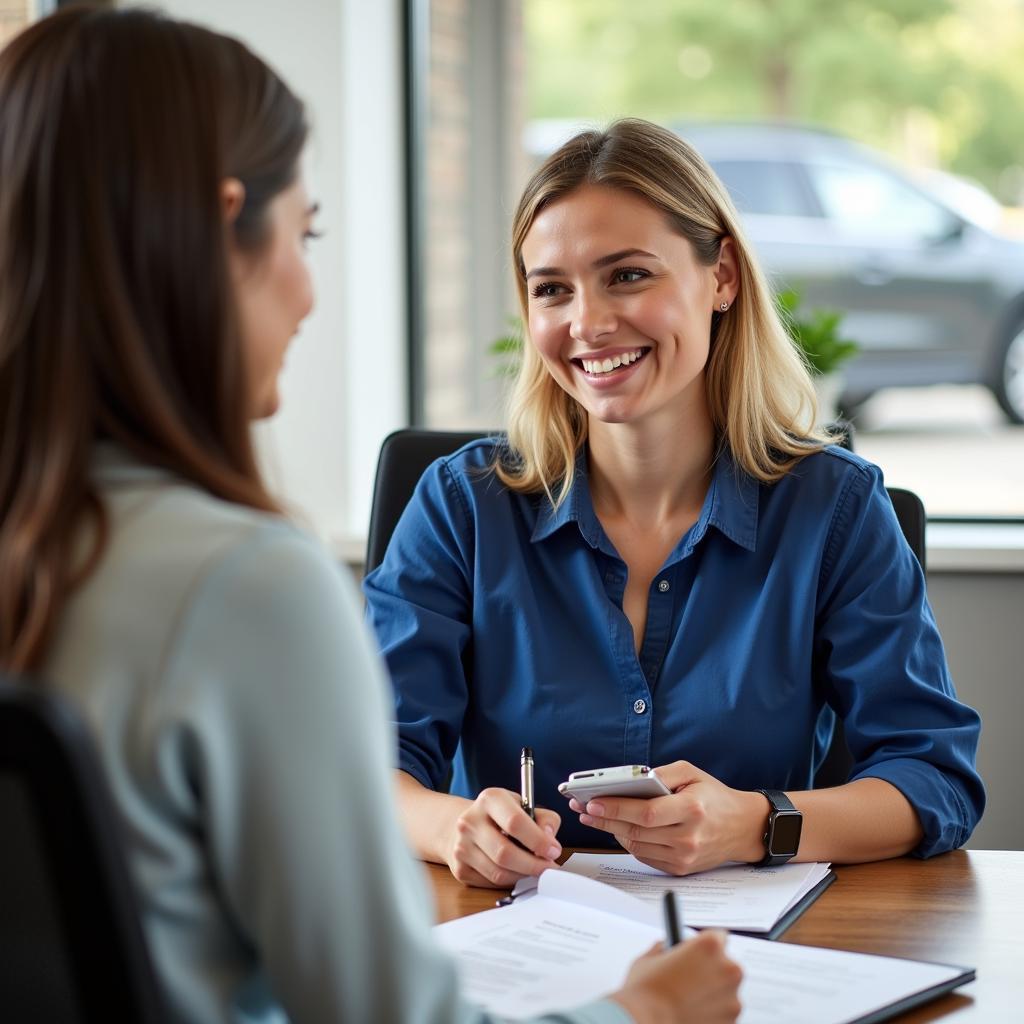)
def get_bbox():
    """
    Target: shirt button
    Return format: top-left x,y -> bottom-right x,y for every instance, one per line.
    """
633,698 -> 647,715
657,579 -> 670,593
